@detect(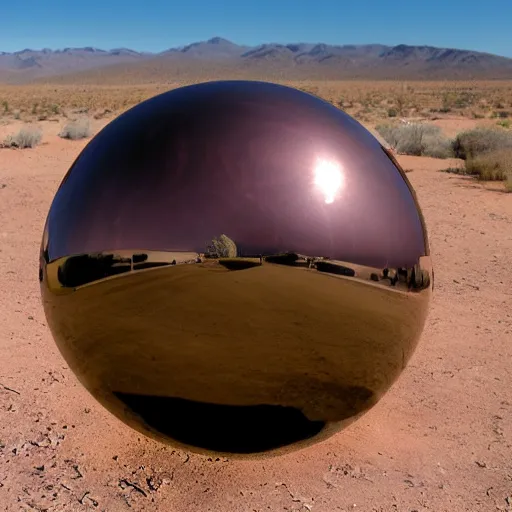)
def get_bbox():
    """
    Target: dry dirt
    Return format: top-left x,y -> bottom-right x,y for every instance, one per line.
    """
0,120 -> 511,512
428,118 -> 500,139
